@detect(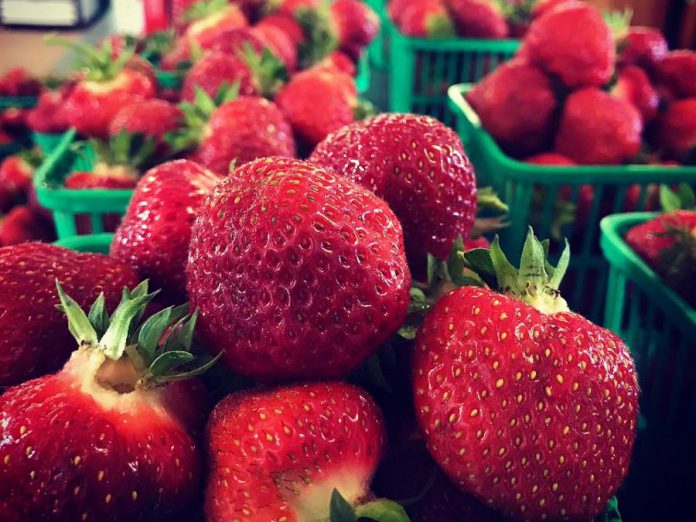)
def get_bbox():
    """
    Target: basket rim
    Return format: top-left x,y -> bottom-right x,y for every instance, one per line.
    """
54,232 -> 115,252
